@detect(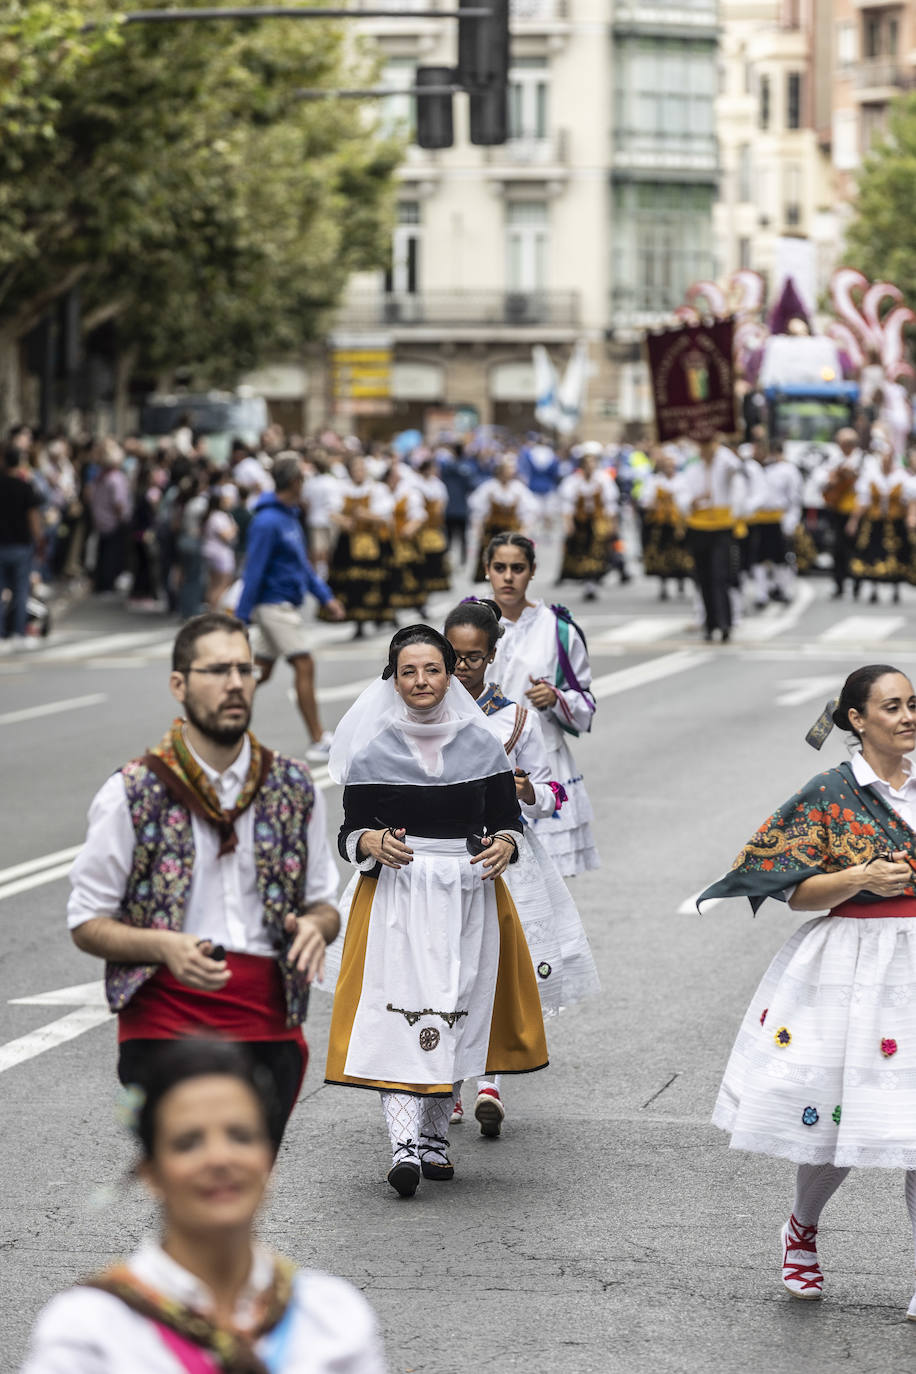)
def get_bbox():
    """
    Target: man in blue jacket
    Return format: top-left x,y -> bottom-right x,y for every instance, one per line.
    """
236,456 -> 345,762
